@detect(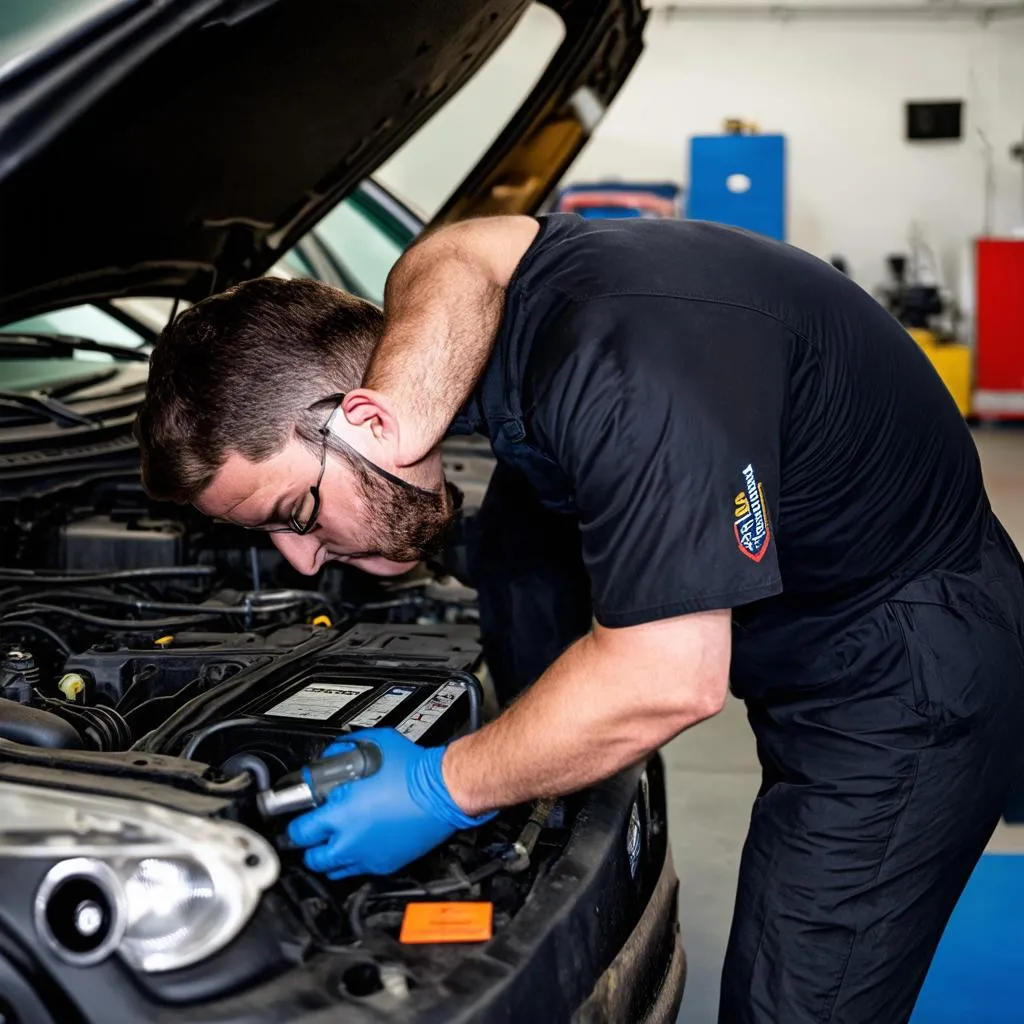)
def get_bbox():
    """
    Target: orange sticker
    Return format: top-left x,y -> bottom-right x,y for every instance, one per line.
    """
399,901 -> 493,944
